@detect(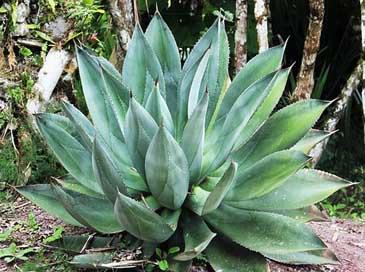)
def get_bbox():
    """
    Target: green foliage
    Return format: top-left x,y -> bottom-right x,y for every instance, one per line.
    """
43,226 -> 64,244
0,125 -> 65,186
17,13 -> 352,270
319,130 -> 365,219
0,243 -> 34,263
